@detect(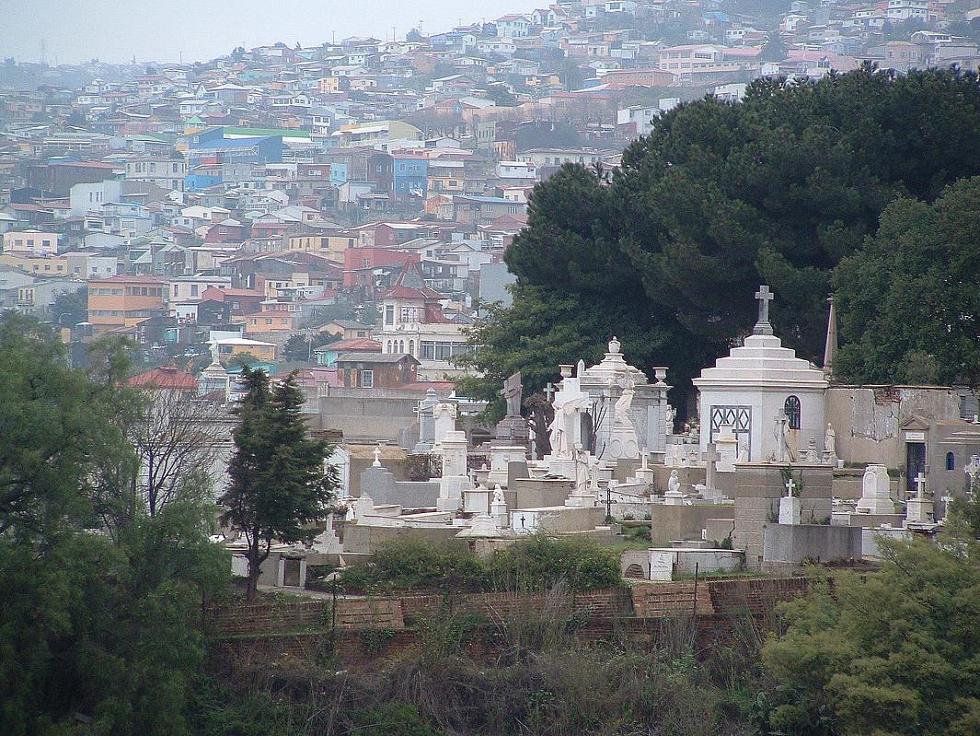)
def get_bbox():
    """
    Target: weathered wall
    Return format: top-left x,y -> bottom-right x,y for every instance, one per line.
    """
826,385 -> 960,468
